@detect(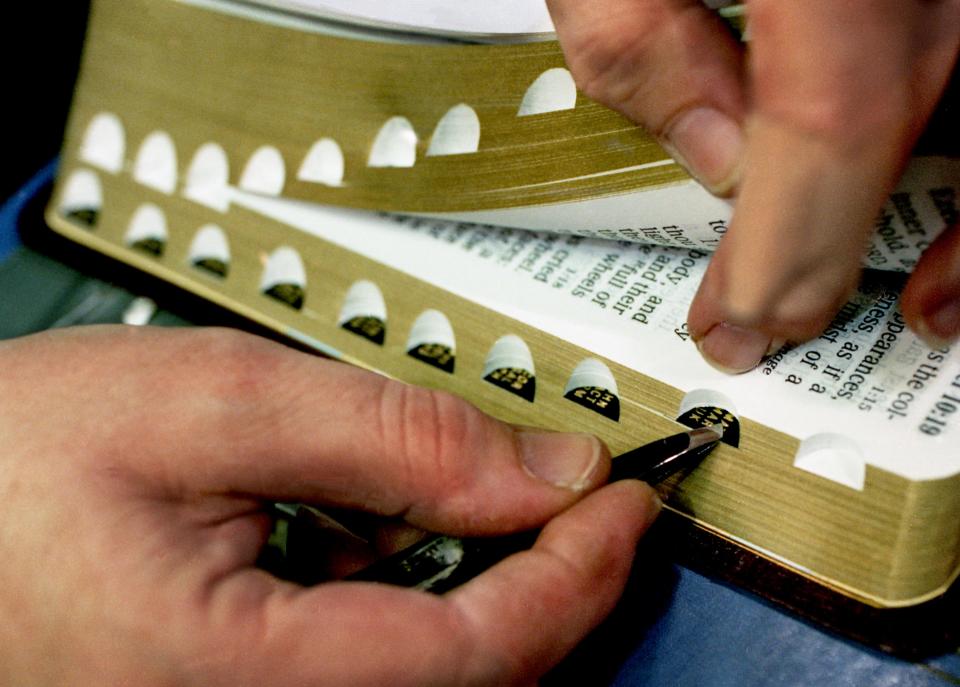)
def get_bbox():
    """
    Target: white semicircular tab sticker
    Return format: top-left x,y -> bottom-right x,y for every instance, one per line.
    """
79,112 -> 125,173
368,117 -> 418,168
677,389 -> 739,419
564,358 -> 620,421
184,143 -> 231,211
794,433 -> 867,491
59,169 -> 103,227
188,224 -> 231,278
260,246 -> 306,310
298,138 -> 345,186
124,203 -> 169,257
517,68 -> 577,117
133,131 -> 178,194
676,389 -> 741,446
483,334 -> 536,402
427,104 -> 481,156
564,358 -> 619,397
240,146 -> 286,196
406,309 -> 456,373
339,280 -> 387,345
